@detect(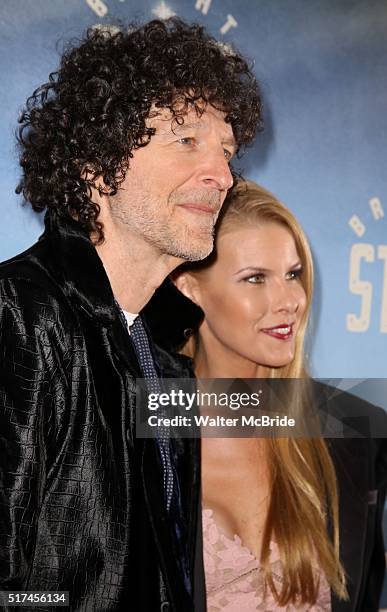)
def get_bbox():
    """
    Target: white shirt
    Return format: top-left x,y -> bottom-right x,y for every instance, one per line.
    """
122,309 -> 139,334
